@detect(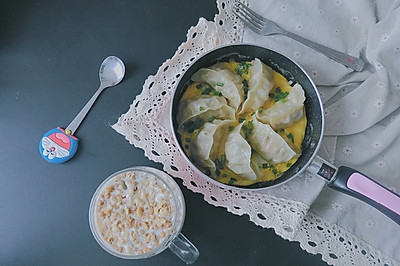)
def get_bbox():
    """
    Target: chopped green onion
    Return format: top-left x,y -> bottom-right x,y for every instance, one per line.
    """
262,162 -> 274,169
214,155 -> 226,177
200,84 -> 214,95
242,79 -> 249,100
287,133 -> 294,143
242,120 -> 254,139
269,87 -> 289,102
235,62 -> 252,76
228,178 -> 237,185
183,119 -> 204,133
214,90 -> 223,96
